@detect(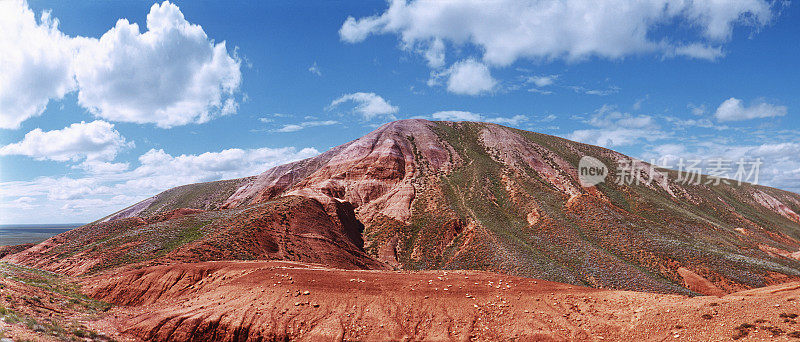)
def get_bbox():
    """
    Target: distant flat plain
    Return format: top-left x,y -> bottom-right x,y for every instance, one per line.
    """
0,224 -> 83,246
